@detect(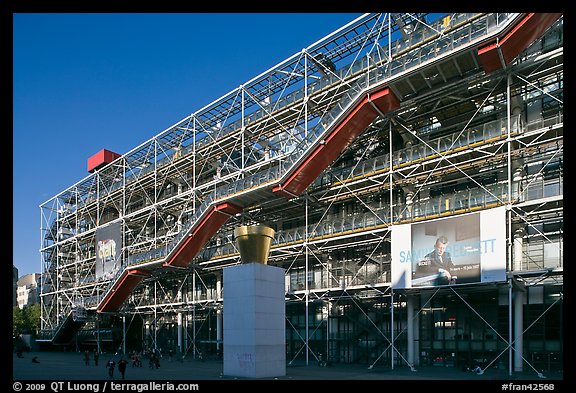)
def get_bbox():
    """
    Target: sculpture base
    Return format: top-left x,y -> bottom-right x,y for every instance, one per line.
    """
223,263 -> 286,378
